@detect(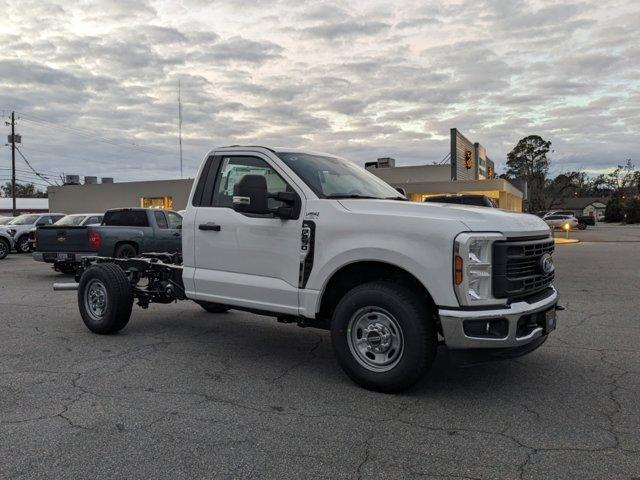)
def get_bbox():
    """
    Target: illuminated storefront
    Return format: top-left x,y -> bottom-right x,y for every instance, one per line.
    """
140,196 -> 174,210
